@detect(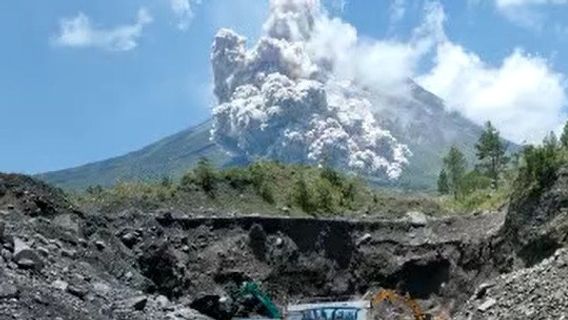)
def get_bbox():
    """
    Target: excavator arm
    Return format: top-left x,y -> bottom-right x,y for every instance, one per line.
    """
237,281 -> 282,319
370,289 -> 430,320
